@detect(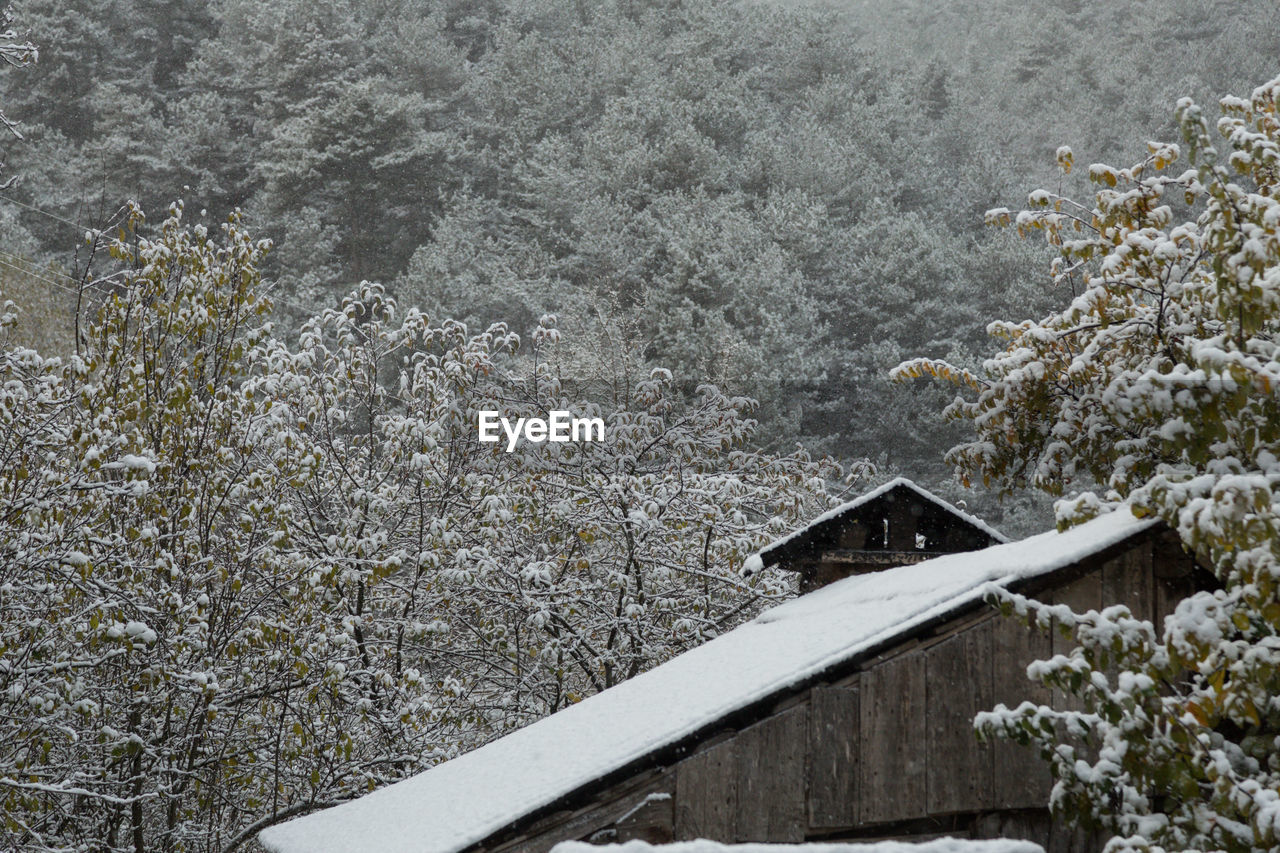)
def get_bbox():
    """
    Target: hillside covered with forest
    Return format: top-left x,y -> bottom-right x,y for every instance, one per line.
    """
4,3 -> 1280,850
4,0 -> 1275,531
